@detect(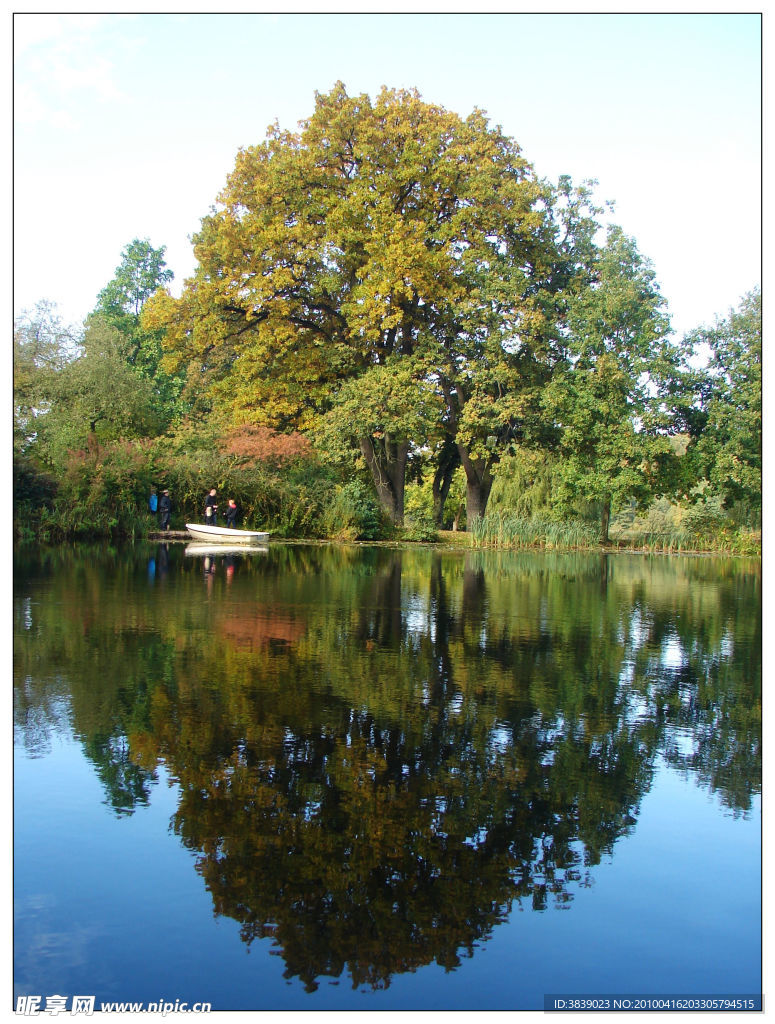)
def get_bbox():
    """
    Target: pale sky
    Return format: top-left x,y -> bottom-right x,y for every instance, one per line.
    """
12,9 -> 762,340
